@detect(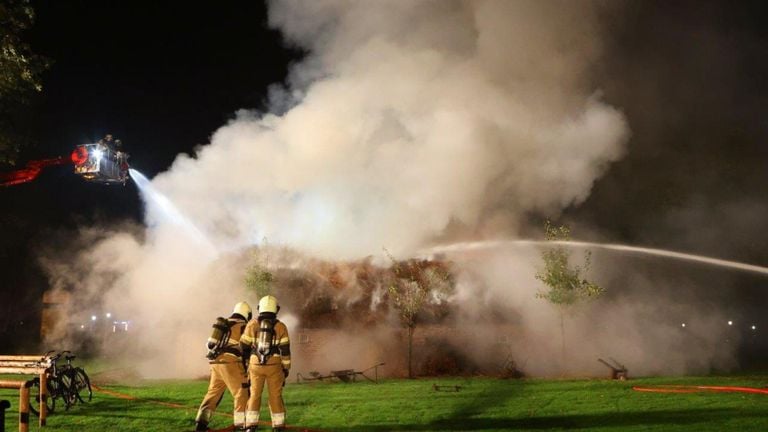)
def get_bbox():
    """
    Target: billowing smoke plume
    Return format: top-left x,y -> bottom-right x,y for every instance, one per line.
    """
152,0 -> 628,259
41,0 -> 647,378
